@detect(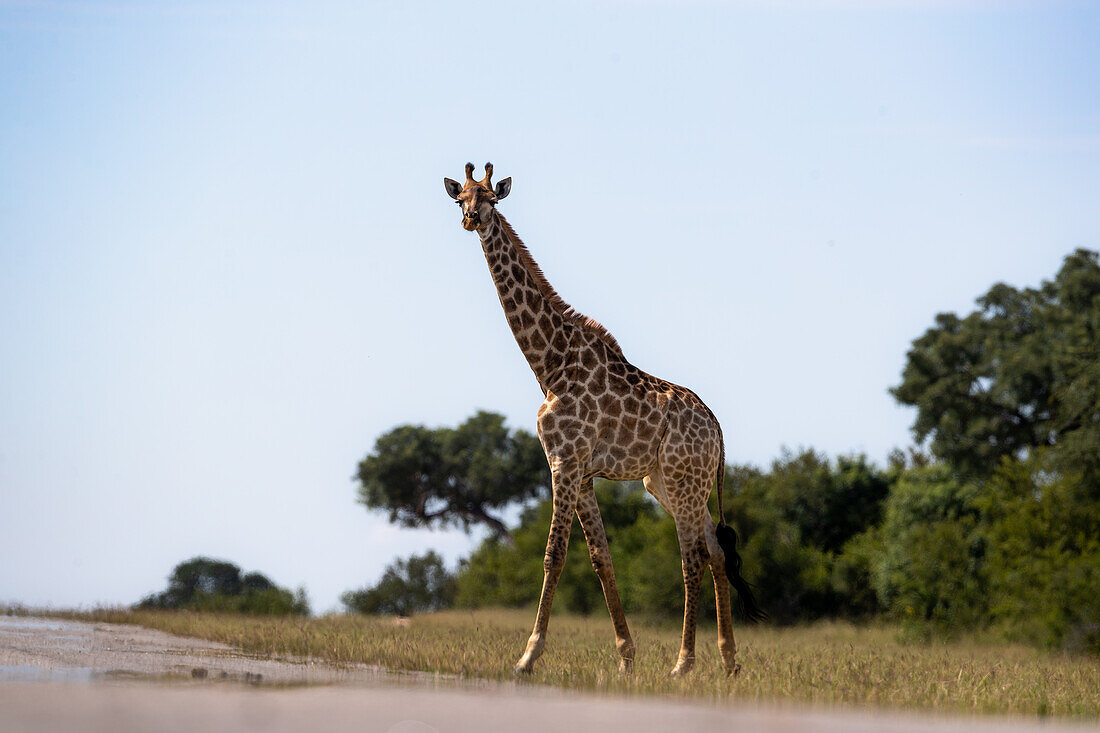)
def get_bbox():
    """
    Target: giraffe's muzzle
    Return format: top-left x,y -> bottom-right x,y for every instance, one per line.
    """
462,214 -> 480,231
